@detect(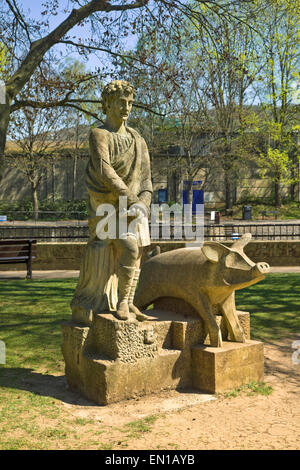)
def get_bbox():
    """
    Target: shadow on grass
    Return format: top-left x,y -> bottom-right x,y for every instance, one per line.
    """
0,278 -> 77,300
236,273 -> 300,341
0,367 -> 99,407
